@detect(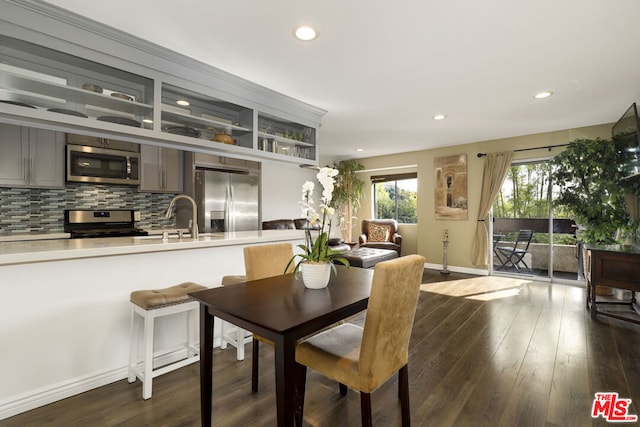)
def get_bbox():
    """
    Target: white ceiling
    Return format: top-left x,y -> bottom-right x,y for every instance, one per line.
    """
44,0 -> 640,160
